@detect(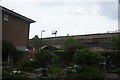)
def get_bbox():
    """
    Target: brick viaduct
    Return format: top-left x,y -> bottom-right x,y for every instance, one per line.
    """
41,32 -> 118,51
